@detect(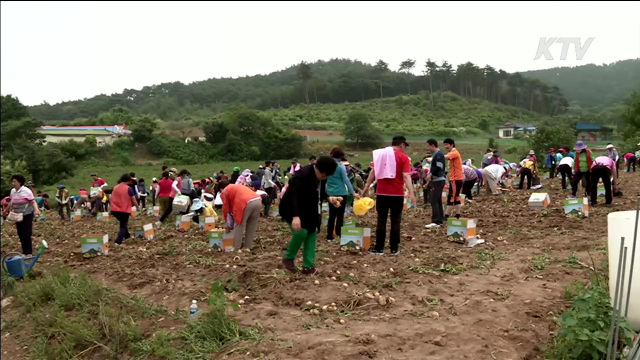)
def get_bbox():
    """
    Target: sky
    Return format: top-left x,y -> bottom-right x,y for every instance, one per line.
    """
1,1 -> 639,106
